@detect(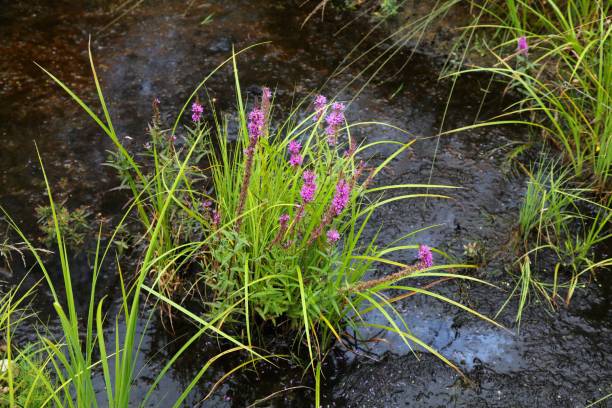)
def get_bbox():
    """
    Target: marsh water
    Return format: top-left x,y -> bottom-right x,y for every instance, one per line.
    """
1,1 -> 610,406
